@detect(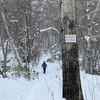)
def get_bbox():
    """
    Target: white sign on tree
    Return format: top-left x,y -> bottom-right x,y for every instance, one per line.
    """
65,35 -> 76,43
